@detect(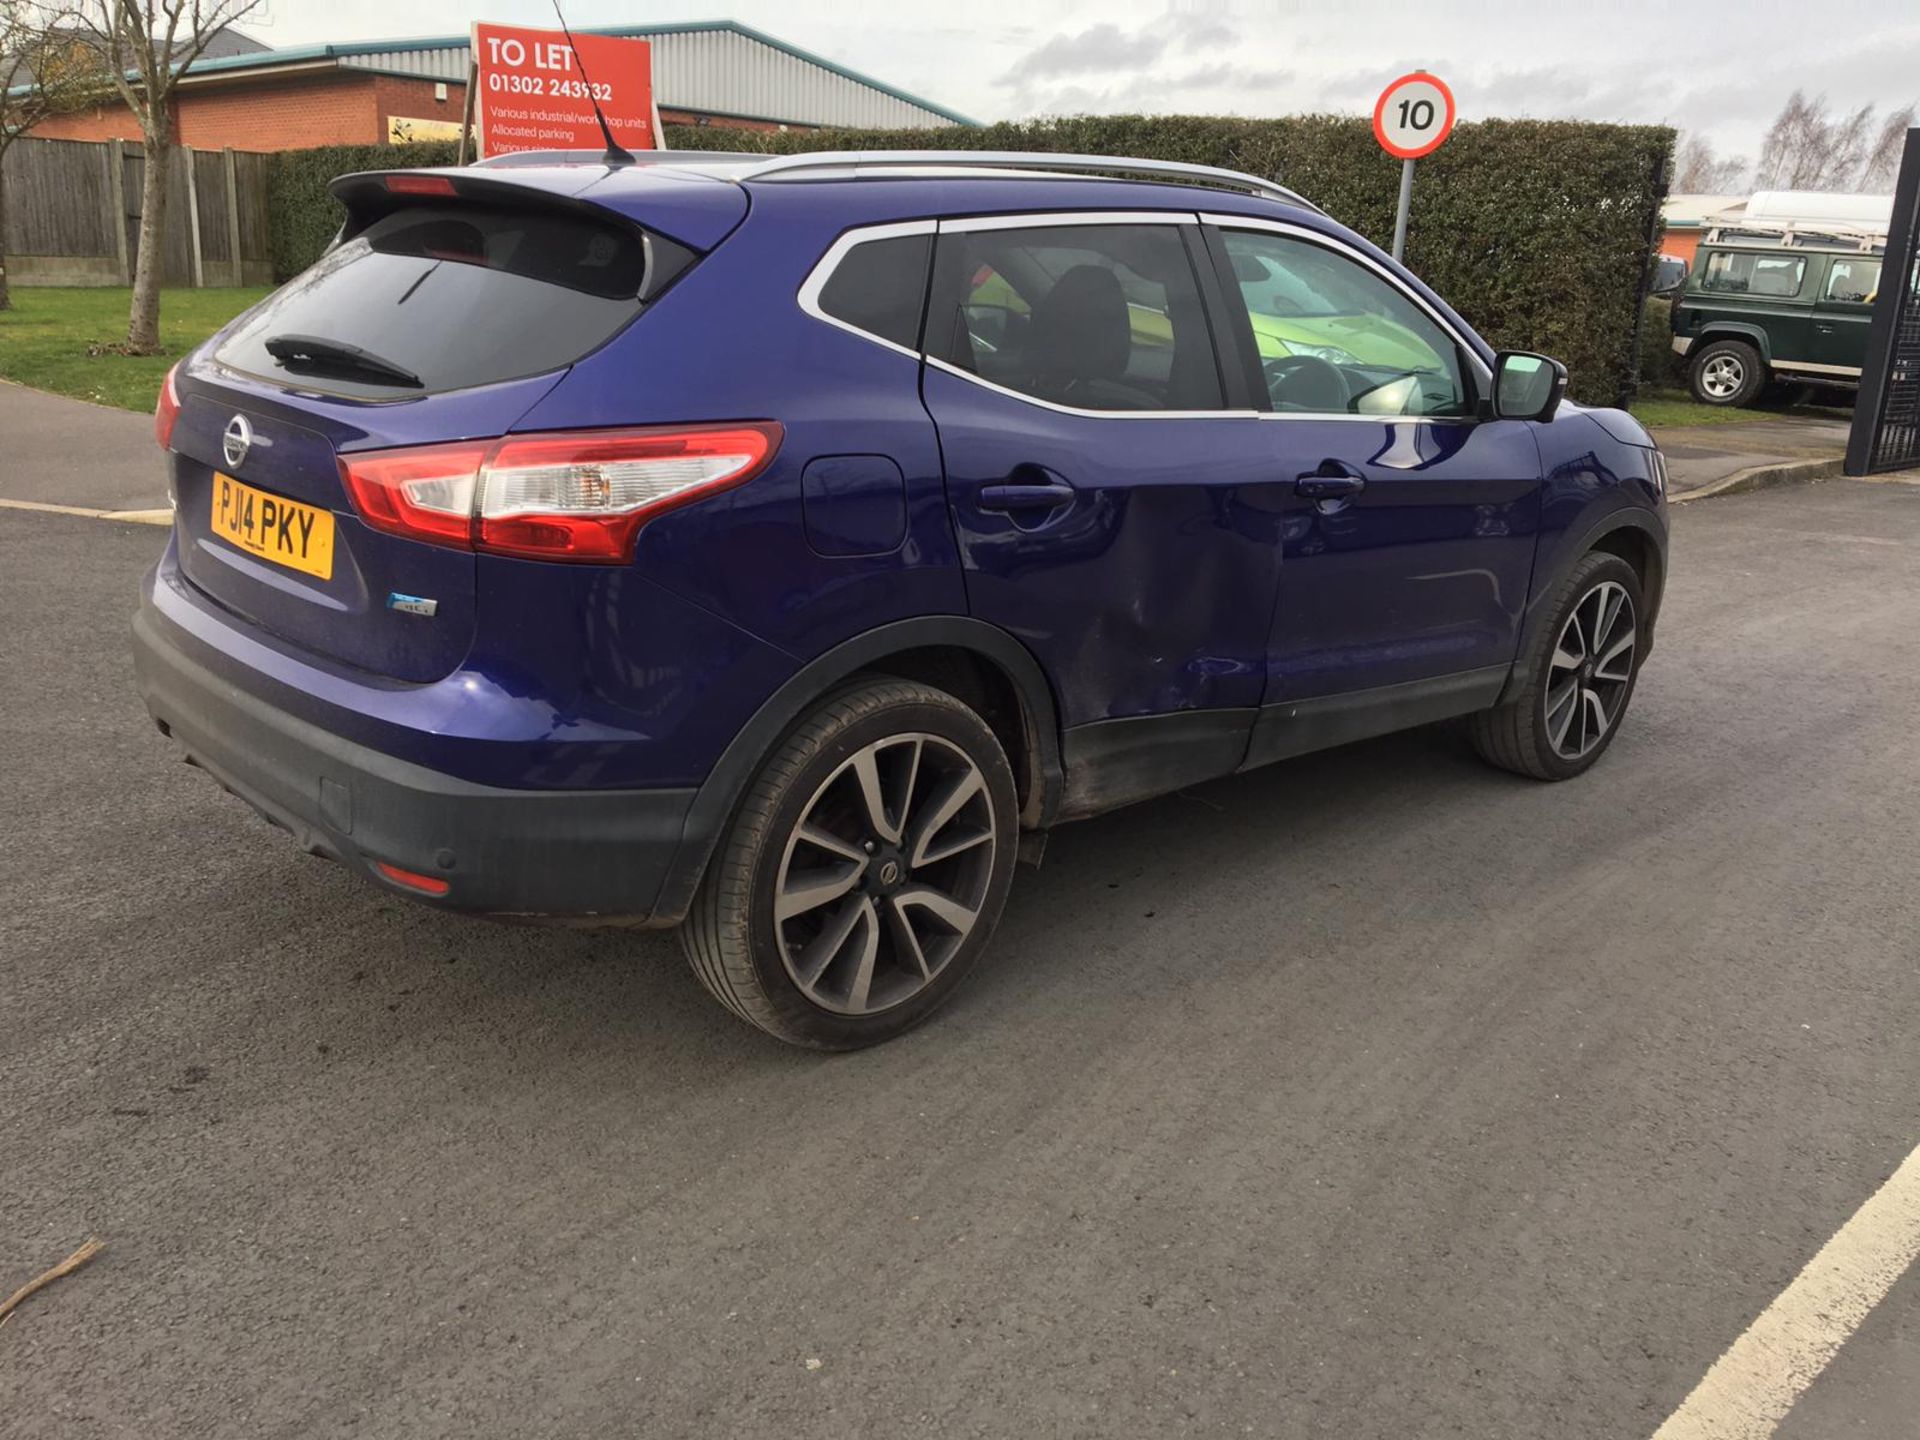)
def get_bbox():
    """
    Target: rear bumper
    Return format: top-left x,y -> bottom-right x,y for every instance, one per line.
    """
133,598 -> 695,920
